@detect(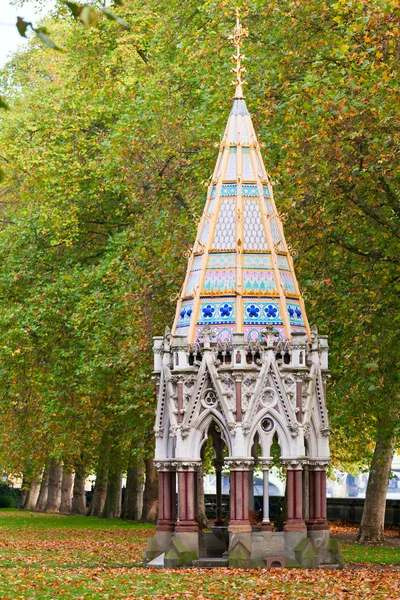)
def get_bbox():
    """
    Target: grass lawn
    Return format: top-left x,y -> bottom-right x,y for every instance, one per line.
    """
0,509 -> 399,599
